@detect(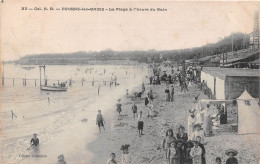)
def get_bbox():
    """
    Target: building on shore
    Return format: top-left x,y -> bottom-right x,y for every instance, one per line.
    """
201,67 -> 260,100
